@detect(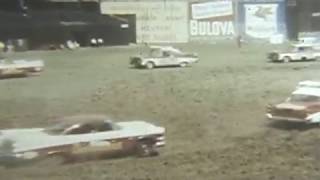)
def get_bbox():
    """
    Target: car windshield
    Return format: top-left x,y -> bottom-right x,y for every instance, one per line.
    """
288,94 -> 320,102
148,49 -> 163,57
292,46 -> 313,52
44,120 -> 120,135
